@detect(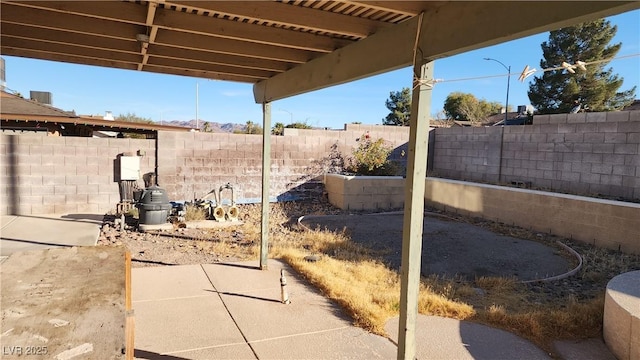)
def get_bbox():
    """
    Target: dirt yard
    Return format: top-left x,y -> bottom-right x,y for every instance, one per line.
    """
300,212 -> 572,282
1,246 -> 126,360
97,200 -> 640,304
